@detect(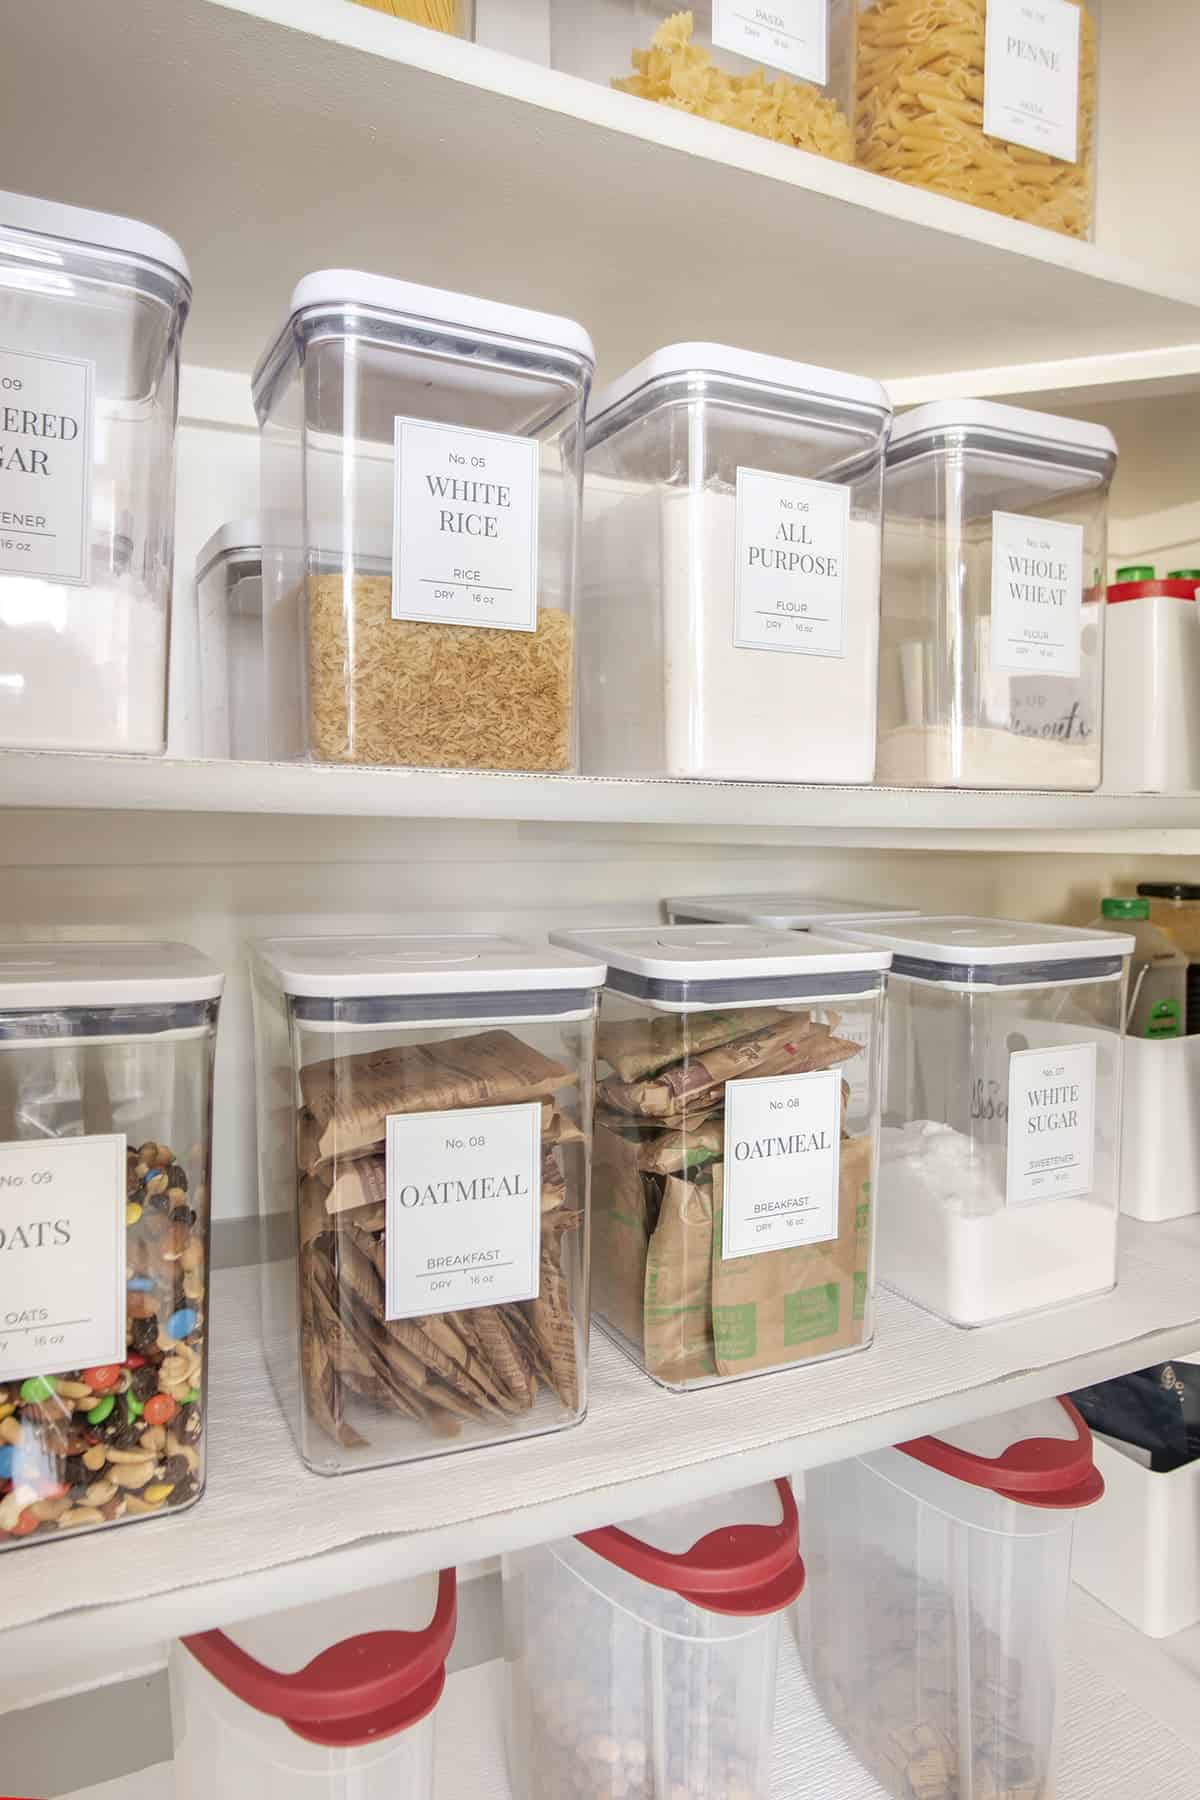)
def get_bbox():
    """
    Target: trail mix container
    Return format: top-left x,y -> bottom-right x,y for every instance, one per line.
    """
667,893 -> 920,929
1138,880 -> 1200,1035
802,1398 -> 1104,1800
550,925 -> 888,1389
505,1479 -> 805,1800
876,402 -> 1117,790
171,1568 -> 455,1798
831,916 -> 1130,1327
0,941 -> 221,1547
196,518 -> 264,760
550,4 -> 854,164
0,191 -> 190,753
252,272 -> 594,771
251,934 -> 604,1475
580,345 -> 891,781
